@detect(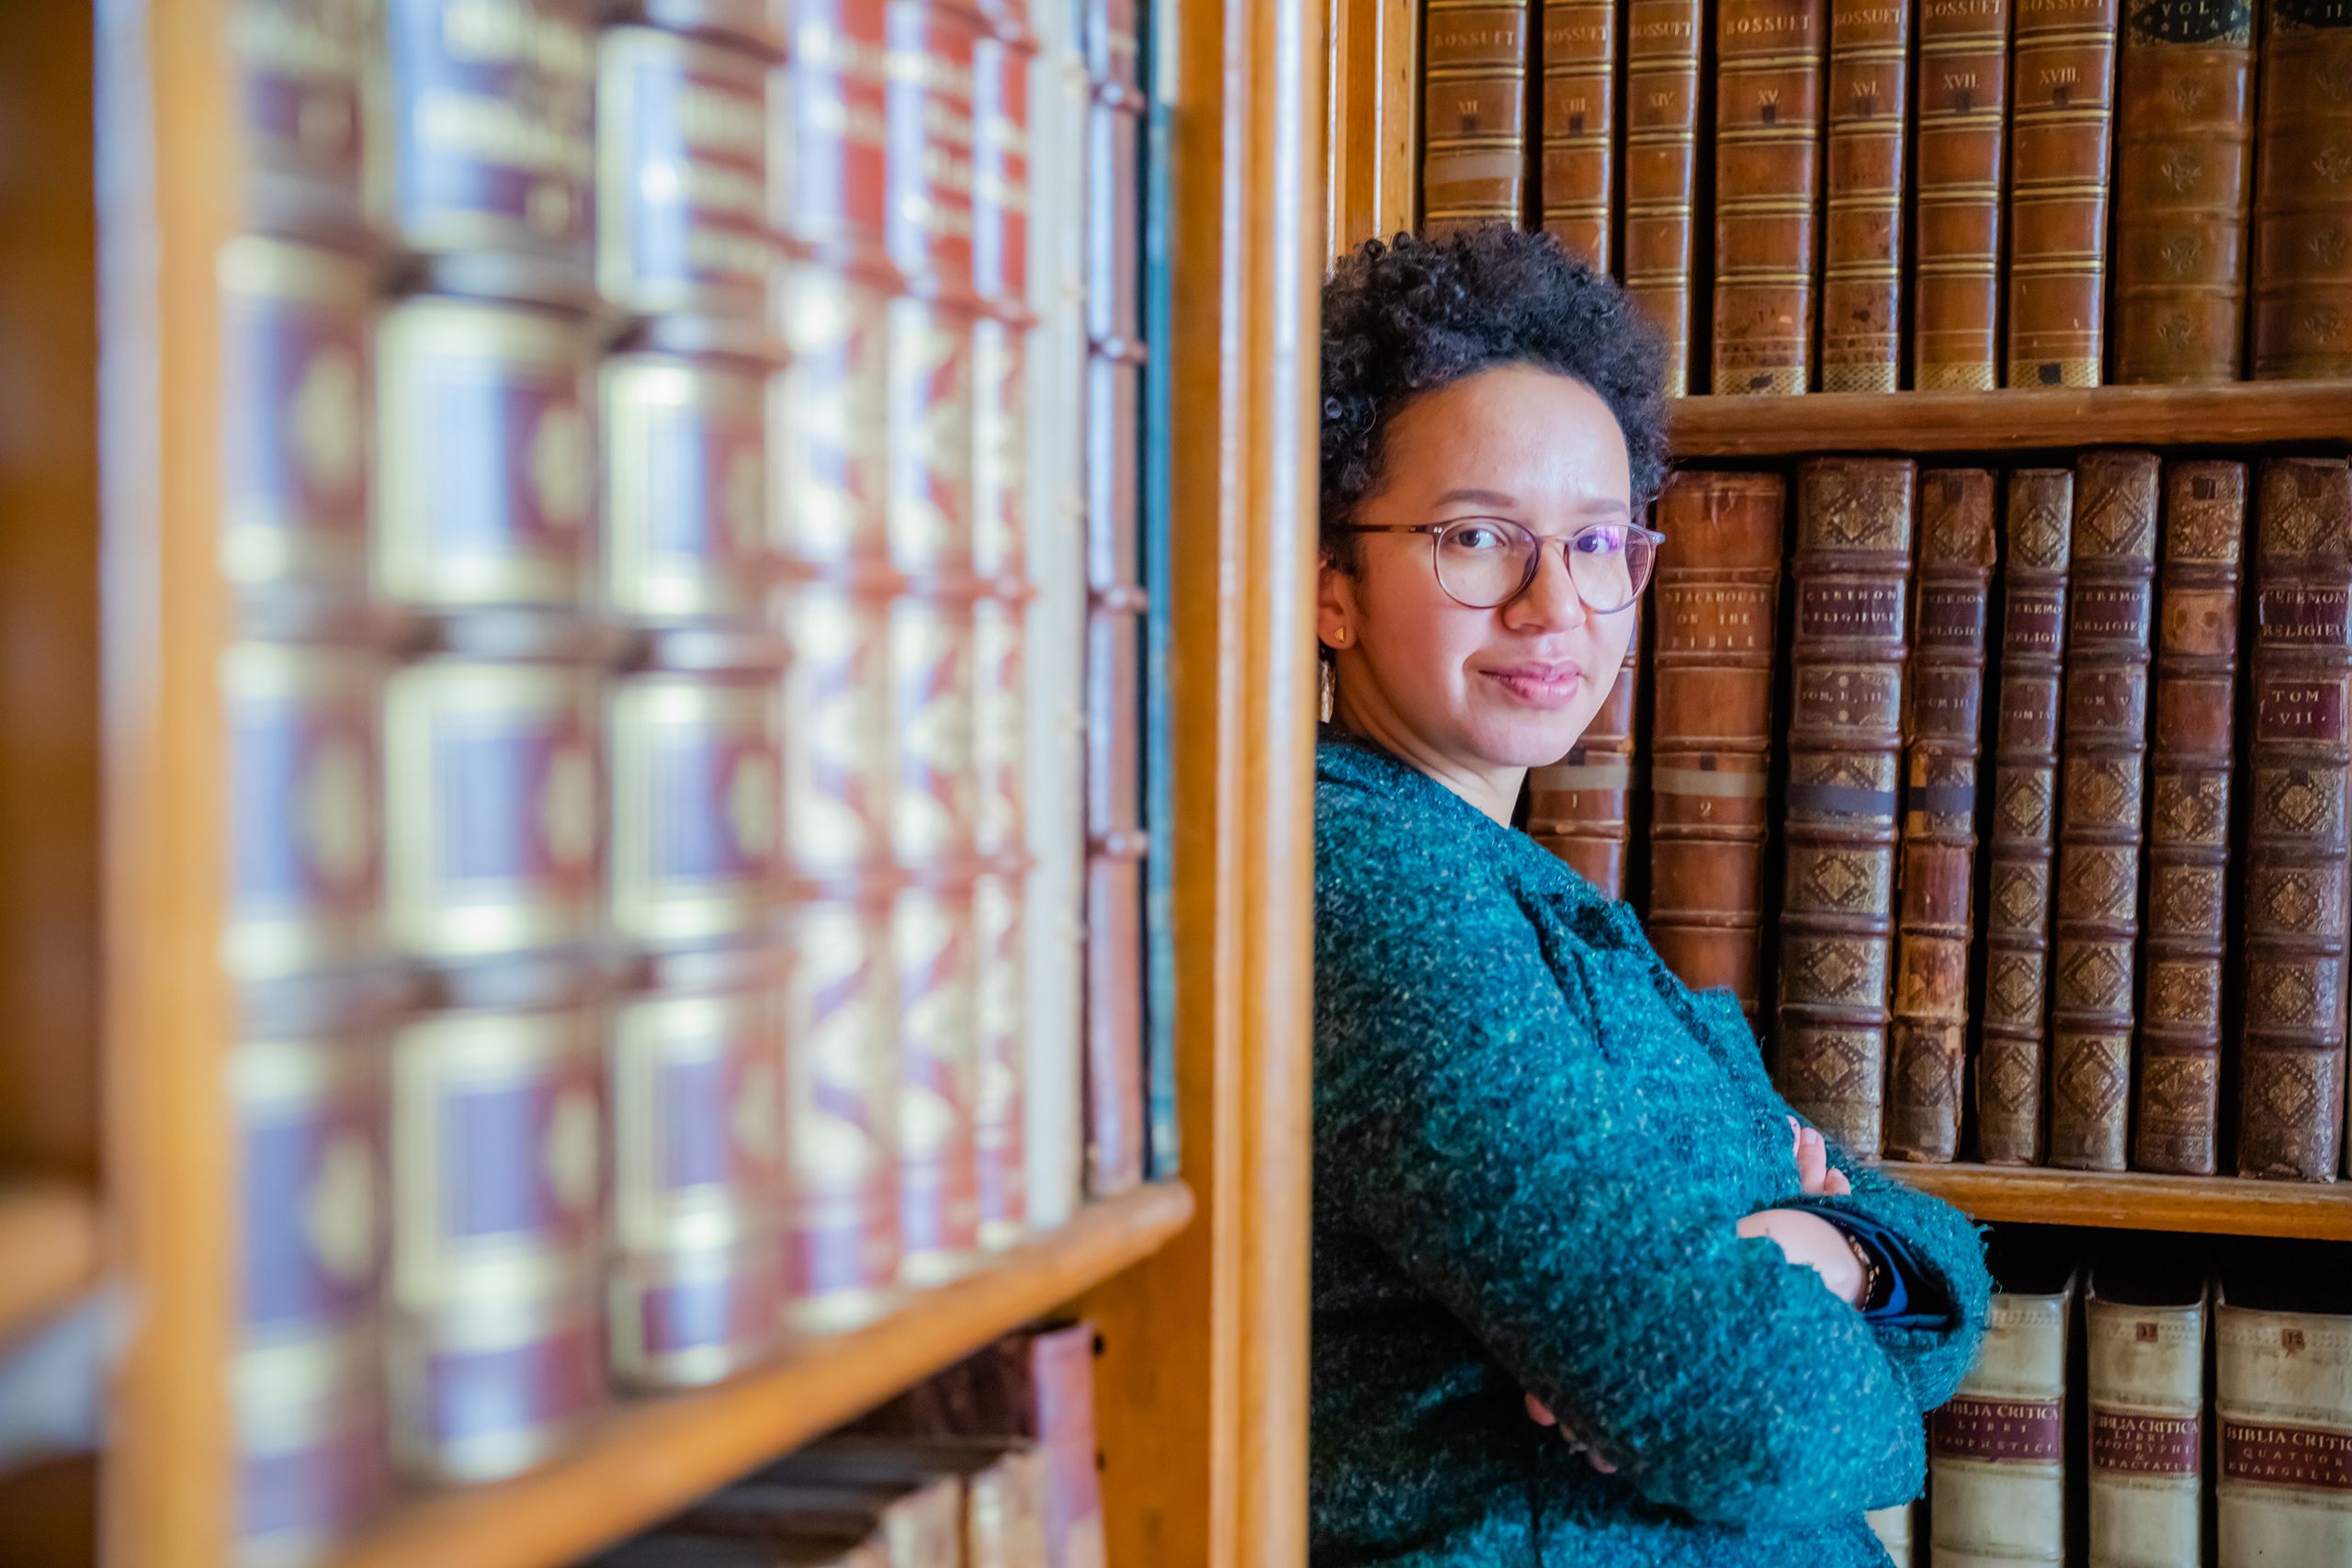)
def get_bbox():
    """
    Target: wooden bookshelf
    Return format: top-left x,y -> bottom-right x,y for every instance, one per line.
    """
322,1185 -> 1194,1568
1887,1165 -> 2352,1241
0,1181 -> 101,1346
1669,382 -> 2352,457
